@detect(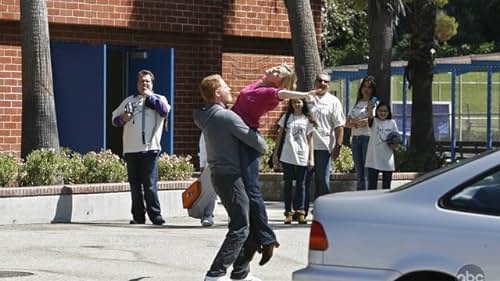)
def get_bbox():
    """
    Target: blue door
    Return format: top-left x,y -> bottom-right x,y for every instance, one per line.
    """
127,48 -> 174,154
51,42 -> 107,153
